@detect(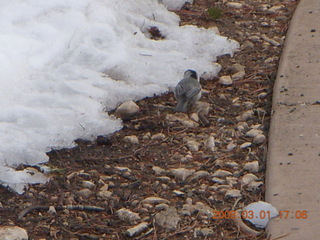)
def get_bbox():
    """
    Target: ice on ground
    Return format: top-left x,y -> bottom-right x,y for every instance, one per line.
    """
243,201 -> 279,228
160,0 -> 193,10
0,0 -> 239,193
